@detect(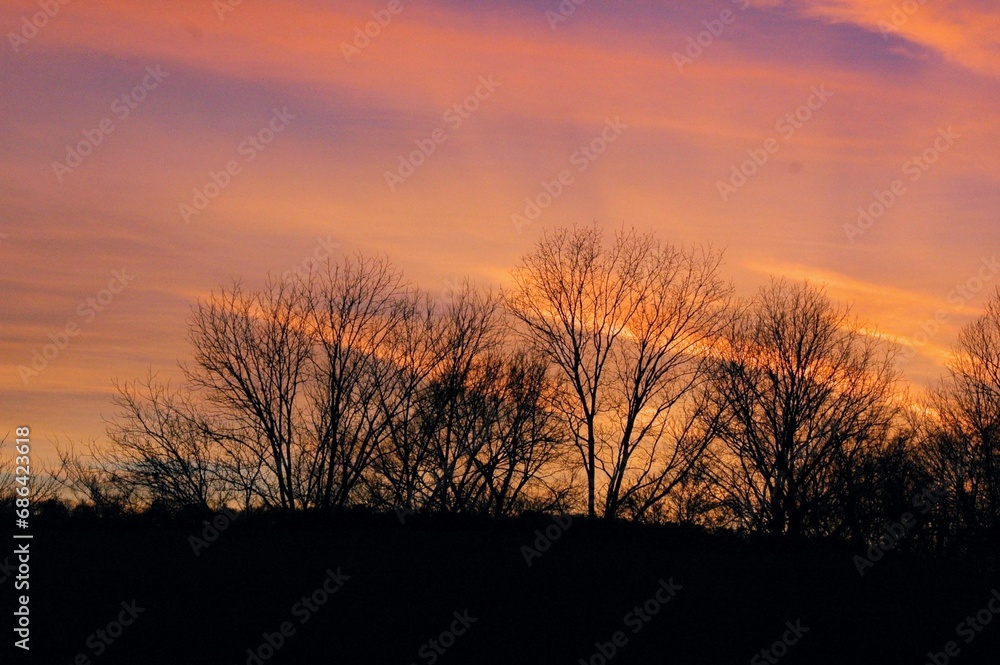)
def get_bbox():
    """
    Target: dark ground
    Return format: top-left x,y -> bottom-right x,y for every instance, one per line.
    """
5,513 -> 1000,665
